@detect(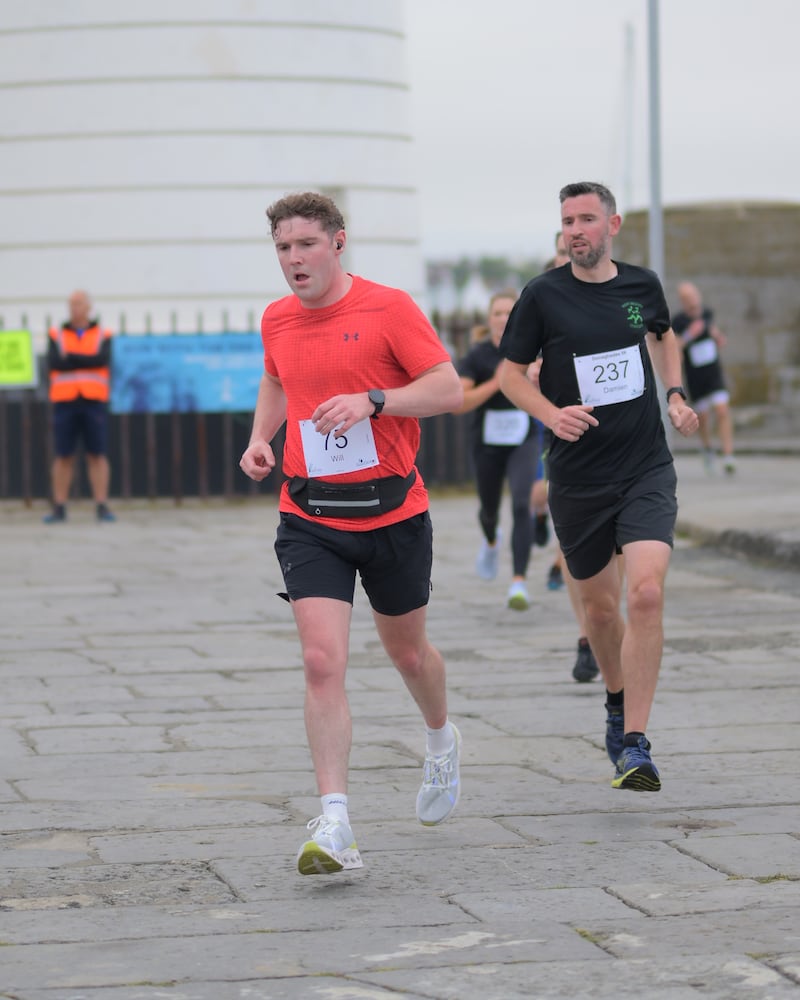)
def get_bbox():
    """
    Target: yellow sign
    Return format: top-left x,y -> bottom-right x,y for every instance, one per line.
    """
0,329 -> 37,387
